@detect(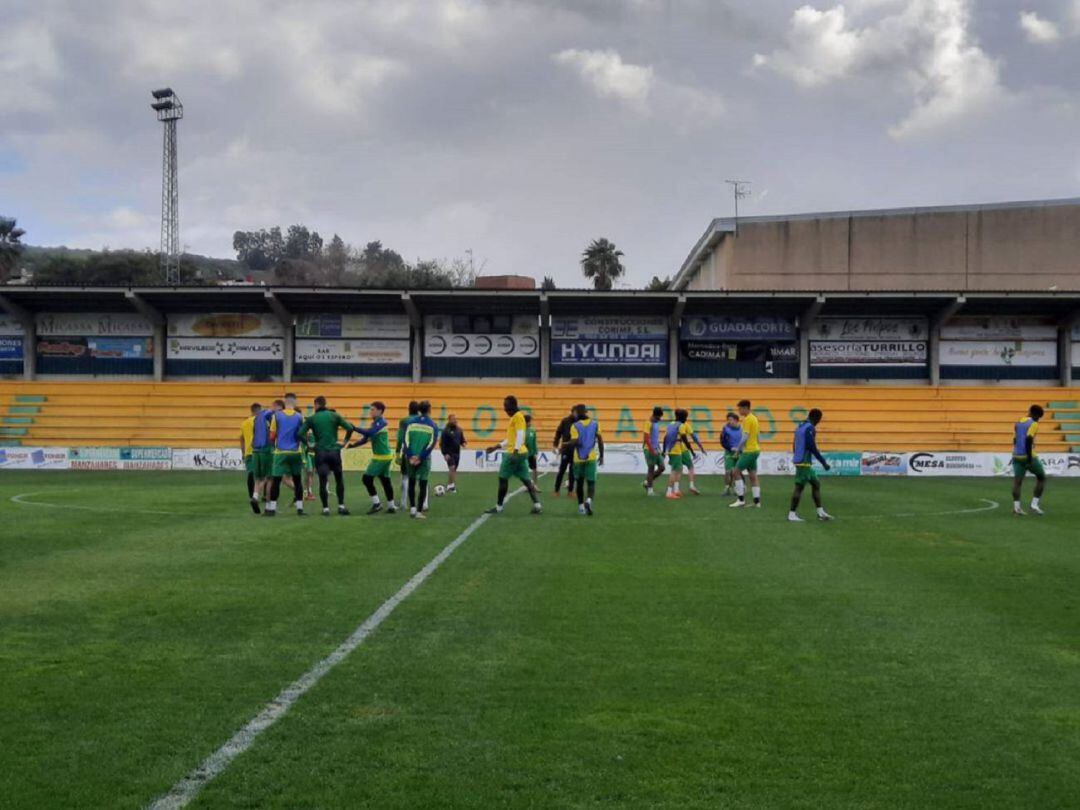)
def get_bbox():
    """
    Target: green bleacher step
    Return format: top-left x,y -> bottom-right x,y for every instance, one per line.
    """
8,406 -> 40,414
0,439 -> 22,447
1048,400 -> 1077,409
13,395 -> 46,404
1,417 -> 32,424
1064,434 -> 1080,443
0,427 -> 29,437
